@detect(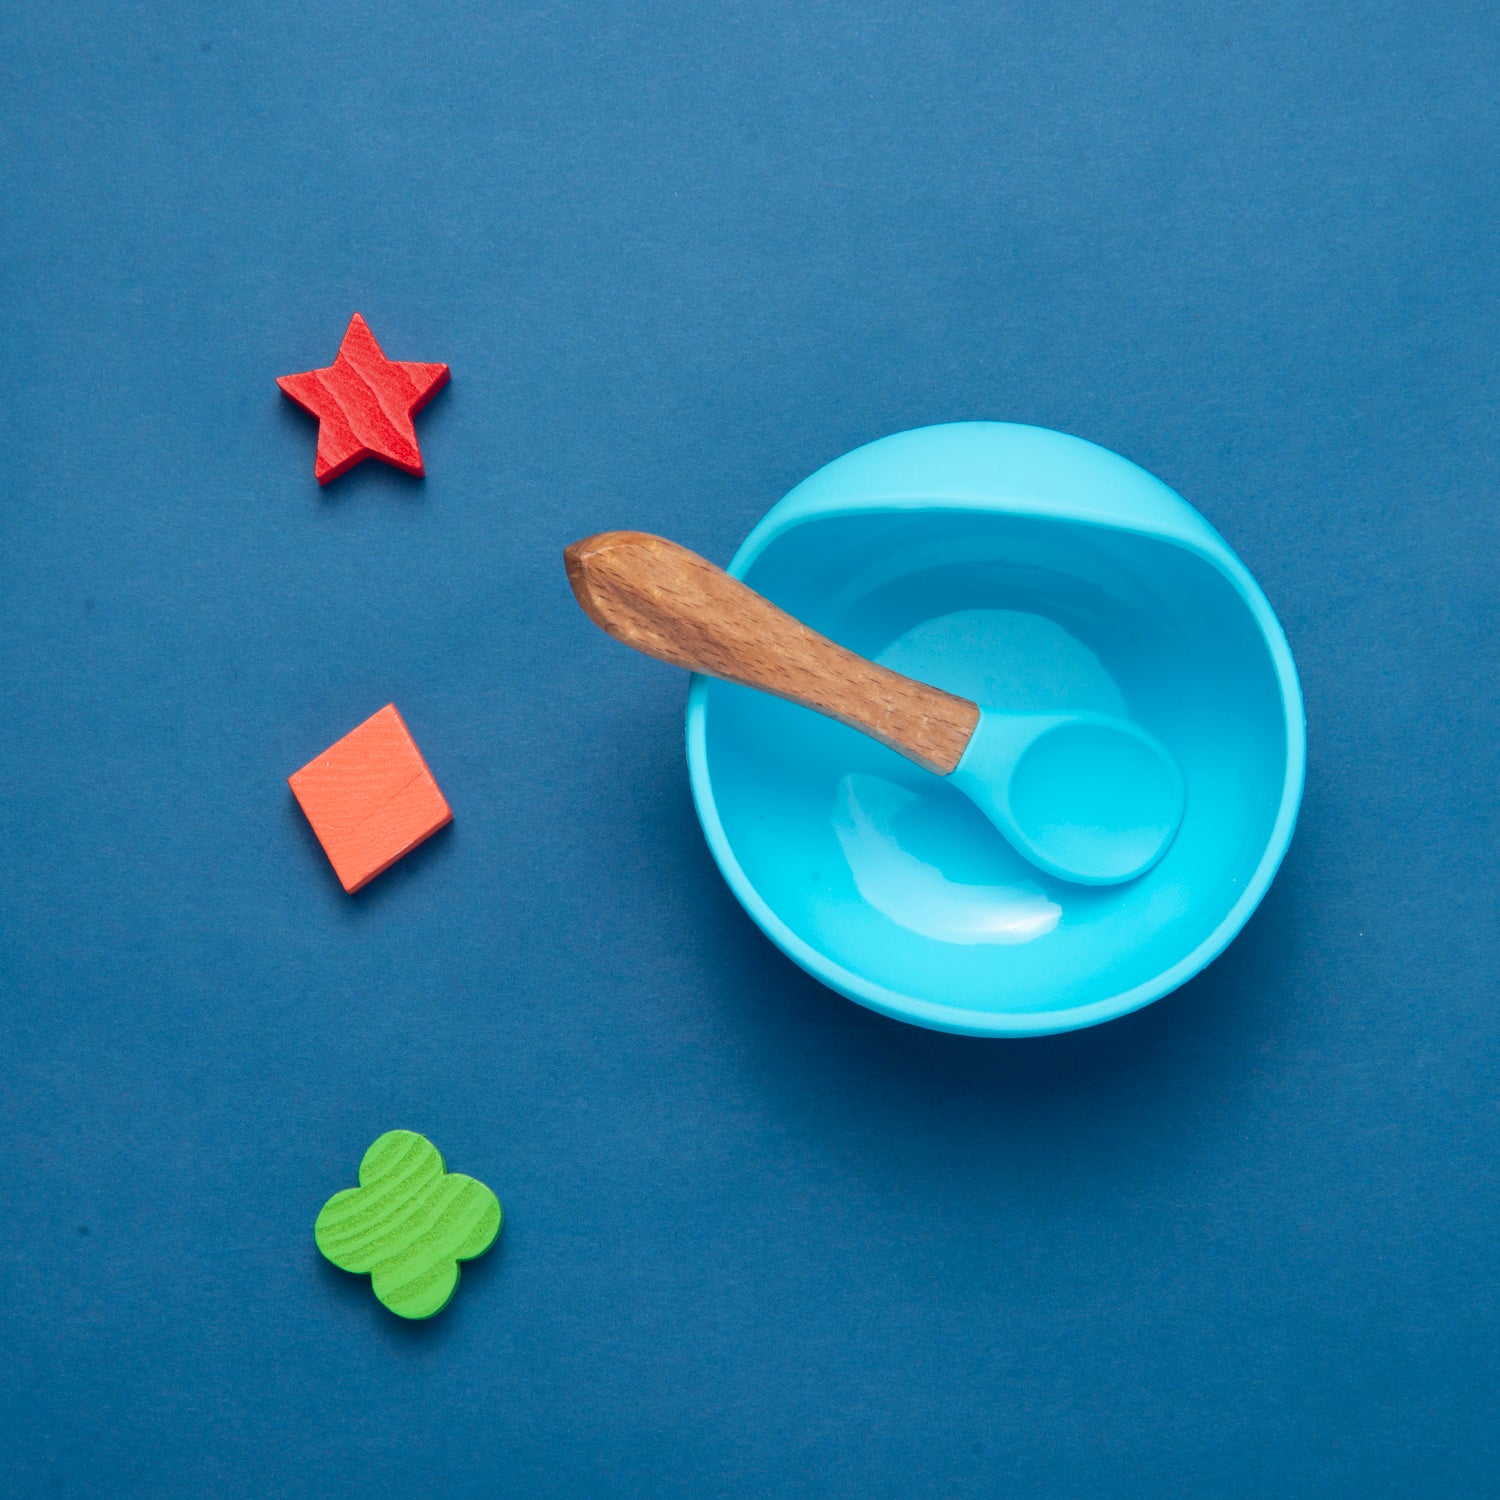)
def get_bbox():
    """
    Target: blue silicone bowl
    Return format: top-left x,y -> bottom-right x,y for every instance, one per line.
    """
686,422 -> 1305,1036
